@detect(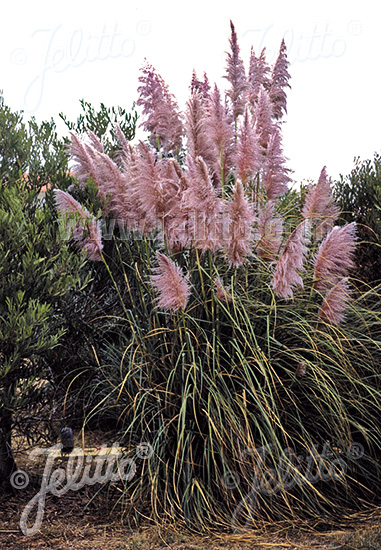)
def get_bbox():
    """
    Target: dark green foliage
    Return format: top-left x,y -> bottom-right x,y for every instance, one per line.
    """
0,102 -> 90,487
334,154 -> 381,286
0,105 -> 31,182
0,100 -> 75,198
0,179 -> 89,484
59,99 -> 138,157
27,117 -> 74,192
